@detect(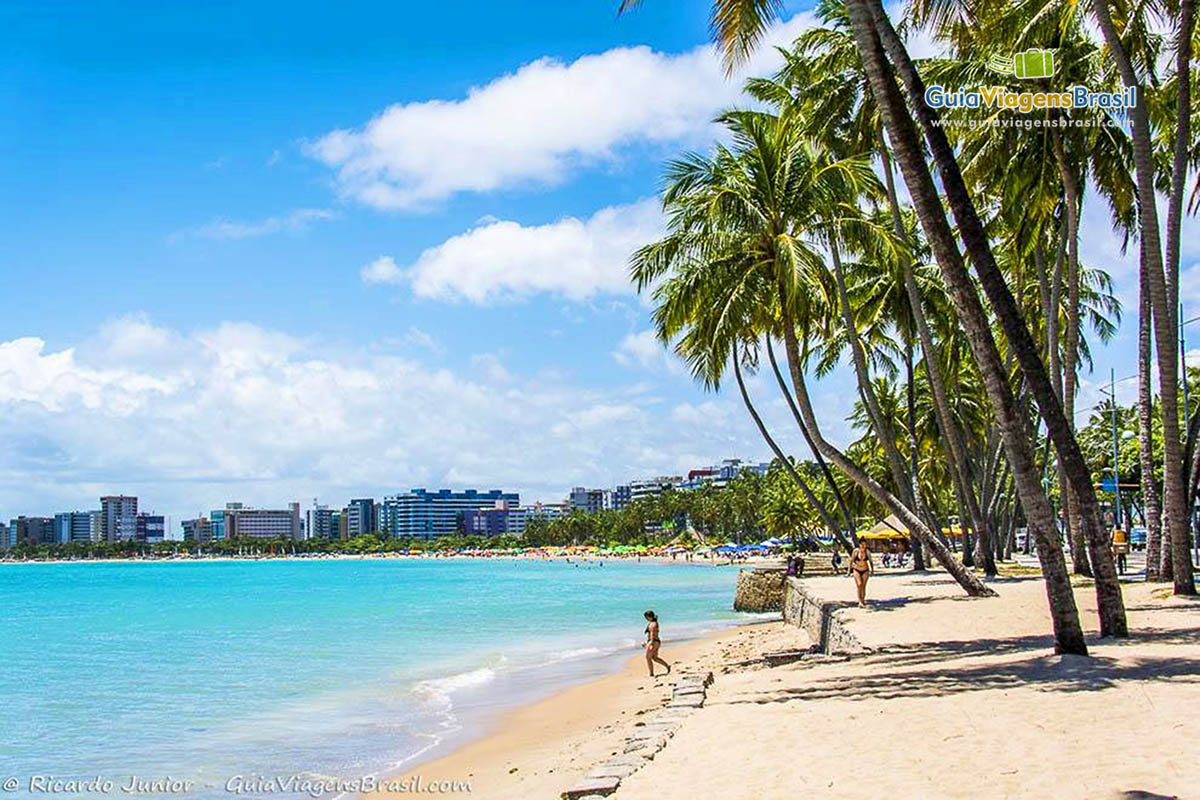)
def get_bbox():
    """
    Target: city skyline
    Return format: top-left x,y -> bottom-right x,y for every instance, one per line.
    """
2,456 -> 767,543
1,0 -> 1188,527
